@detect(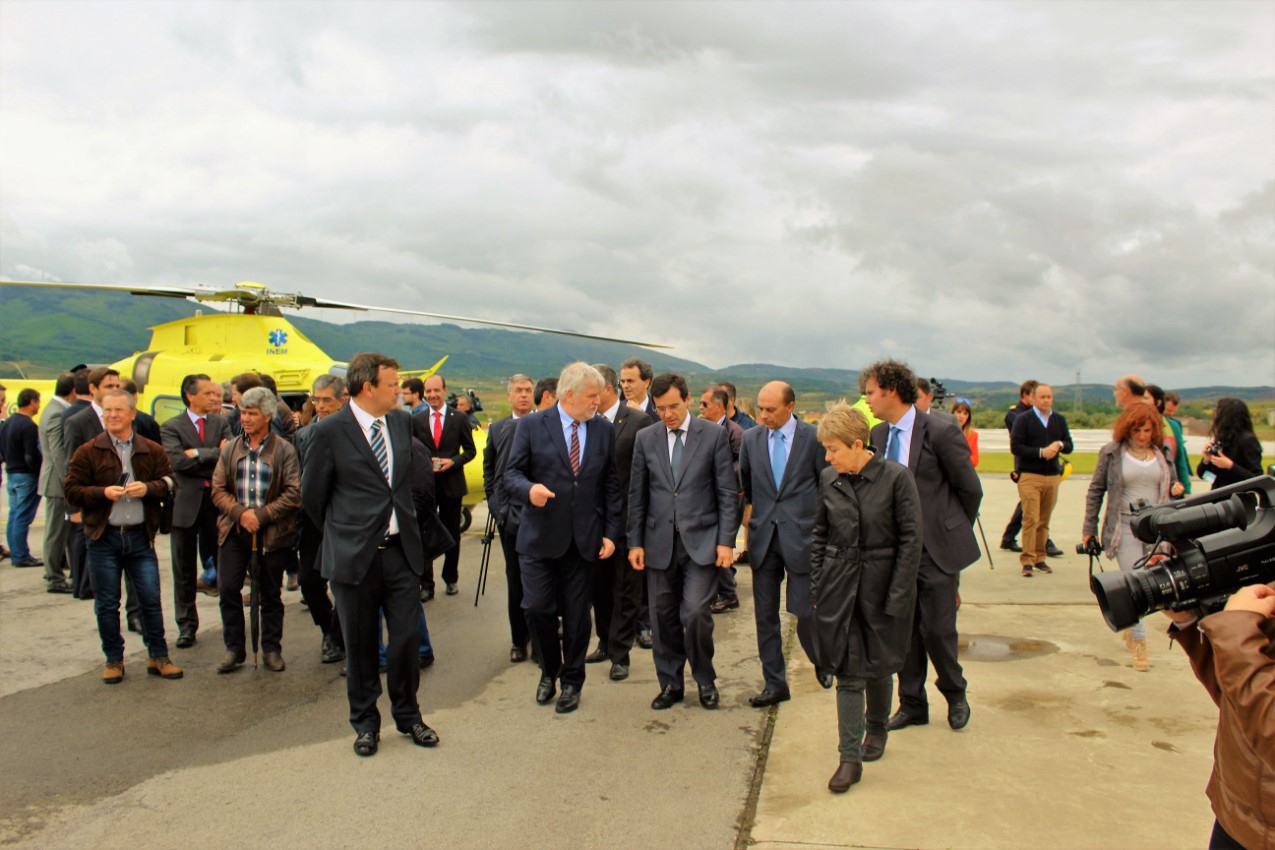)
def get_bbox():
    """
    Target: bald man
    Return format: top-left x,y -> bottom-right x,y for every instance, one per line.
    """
1113,375 -> 1147,410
